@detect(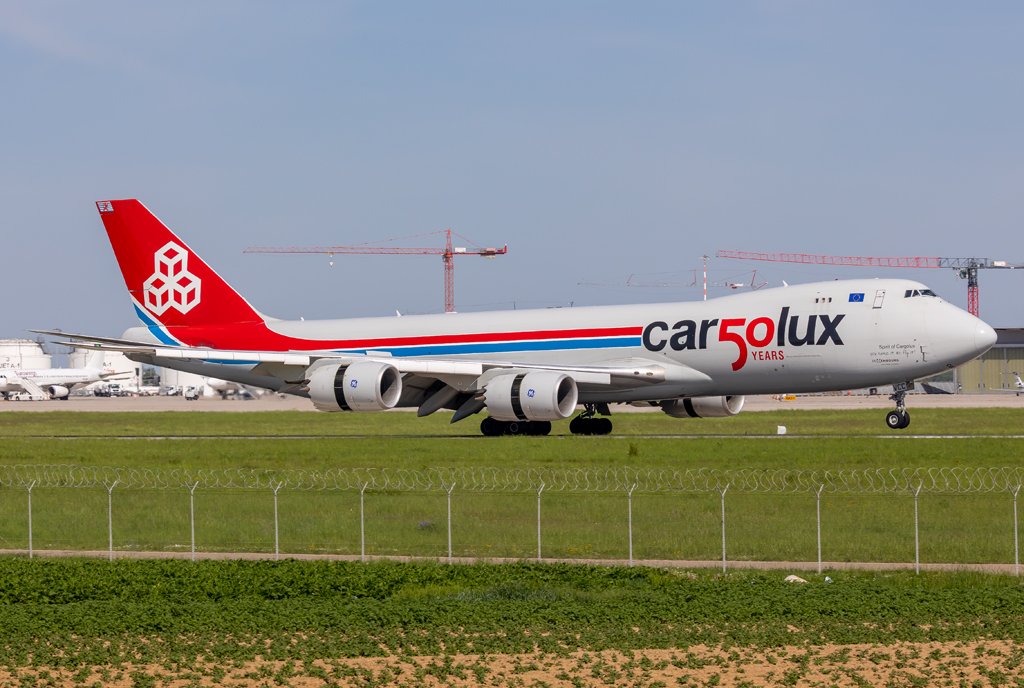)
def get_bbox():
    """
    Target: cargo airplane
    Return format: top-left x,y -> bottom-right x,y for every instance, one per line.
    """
40,200 -> 997,433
